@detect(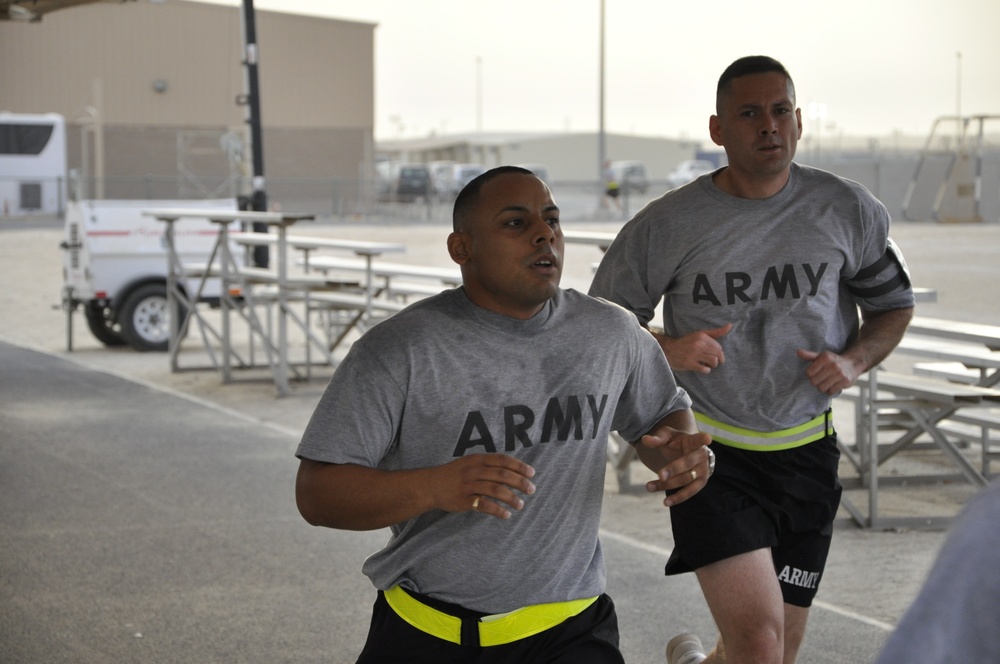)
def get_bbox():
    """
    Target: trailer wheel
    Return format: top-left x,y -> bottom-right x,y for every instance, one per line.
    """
118,283 -> 177,352
83,301 -> 128,347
